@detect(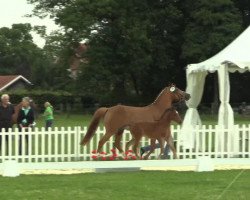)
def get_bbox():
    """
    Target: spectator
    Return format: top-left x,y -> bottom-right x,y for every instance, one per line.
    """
17,97 -> 35,155
0,94 -> 14,153
43,102 -> 54,131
